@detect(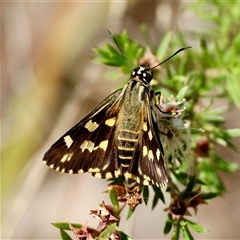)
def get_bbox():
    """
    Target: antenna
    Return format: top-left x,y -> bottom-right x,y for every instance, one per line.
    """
151,47 -> 192,70
108,30 -> 191,70
107,30 -> 131,67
